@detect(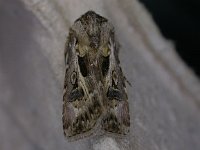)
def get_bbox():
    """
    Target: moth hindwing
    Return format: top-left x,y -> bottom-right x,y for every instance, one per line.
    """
62,11 -> 130,140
